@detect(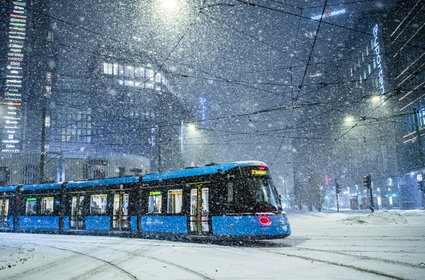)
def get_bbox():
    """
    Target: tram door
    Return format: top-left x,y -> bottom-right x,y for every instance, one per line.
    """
112,193 -> 129,230
70,195 -> 85,230
190,186 -> 210,234
0,199 -> 9,228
